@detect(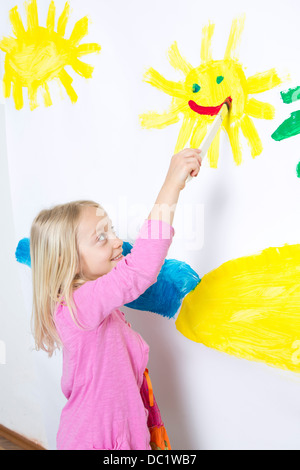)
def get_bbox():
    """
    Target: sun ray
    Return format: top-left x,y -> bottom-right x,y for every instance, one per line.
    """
227,122 -> 242,165
28,81 -> 39,110
76,43 -> 101,56
69,16 -> 89,45
245,98 -> 275,119
41,82 -> 52,107
168,41 -> 193,76
12,81 -> 23,110
26,0 -> 39,32
0,37 -> 16,54
224,14 -> 245,60
71,58 -> 94,78
58,69 -> 78,103
9,6 -> 26,38
140,99 -> 187,129
3,72 -> 12,98
200,22 -> 215,63
46,1 -> 55,33
143,67 -> 186,100
240,114 -> 263,157
57,2 -> 70,37
246,69 -> 283,94
207,126 -> 221,168
174,115 -> 197,153
140,110 -> 180,129
190,120 -> 208,148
